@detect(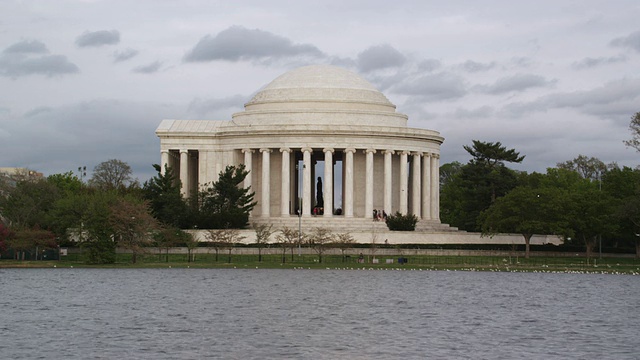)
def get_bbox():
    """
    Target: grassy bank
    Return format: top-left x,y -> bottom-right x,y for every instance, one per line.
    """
2,253 -> 639,274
